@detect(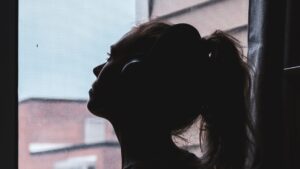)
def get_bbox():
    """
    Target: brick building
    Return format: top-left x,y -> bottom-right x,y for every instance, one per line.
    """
136,0 -> 248,53
18,98 -> 199,169
19,98 -> 121,169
